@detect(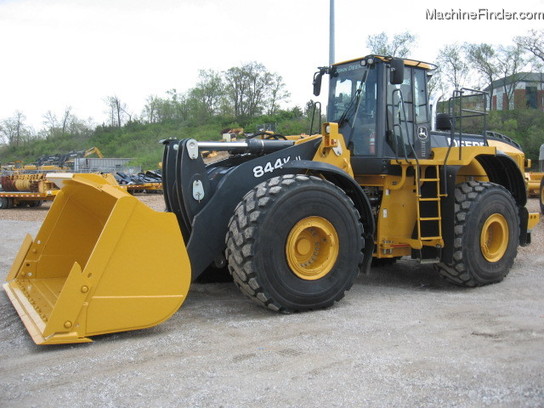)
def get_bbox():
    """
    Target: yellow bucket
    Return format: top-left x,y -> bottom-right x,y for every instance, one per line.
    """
3,174 -> 191,345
